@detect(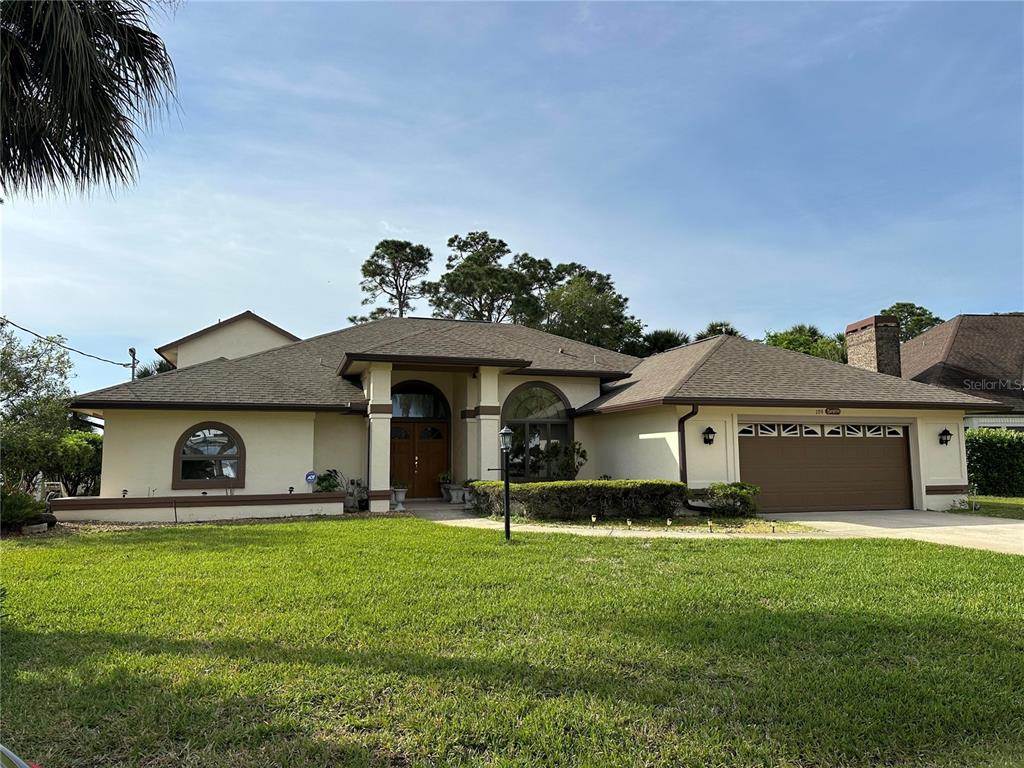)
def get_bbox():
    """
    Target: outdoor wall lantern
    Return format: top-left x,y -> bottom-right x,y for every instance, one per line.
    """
938,428 -> 953,446
702,426 -> 717,445
498,426 -> 514,542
